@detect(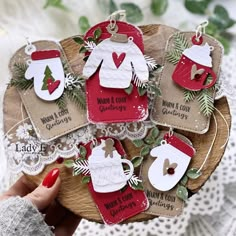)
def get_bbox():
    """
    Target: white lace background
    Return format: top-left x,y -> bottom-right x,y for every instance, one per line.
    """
0,1 -> 236,236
